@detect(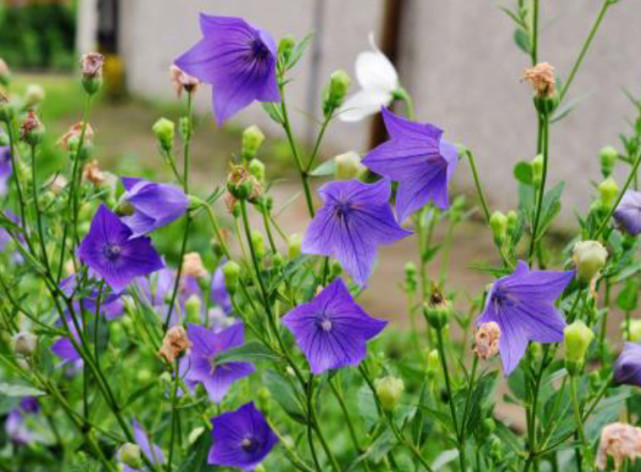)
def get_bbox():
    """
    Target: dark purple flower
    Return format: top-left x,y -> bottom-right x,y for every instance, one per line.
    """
60,275 -> 124,320
19,397 -> 39,414
51,315 -> 83,369
184,323 -> 254,403
122,420 -> 165,471
0,146 -> 11,196
614,190 -> 641,235
79,205 -> 164,292
175,14 -> 279,125
120,177 -> 189,237
208,402 -> 278,470
302,178 -> 411,286
211,264 -> 232,314
477,261 -> 574,375
282,279 -> 387,374
614,342 -> 641,387
362,108 -> 459,222
6,397 -> 40,444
